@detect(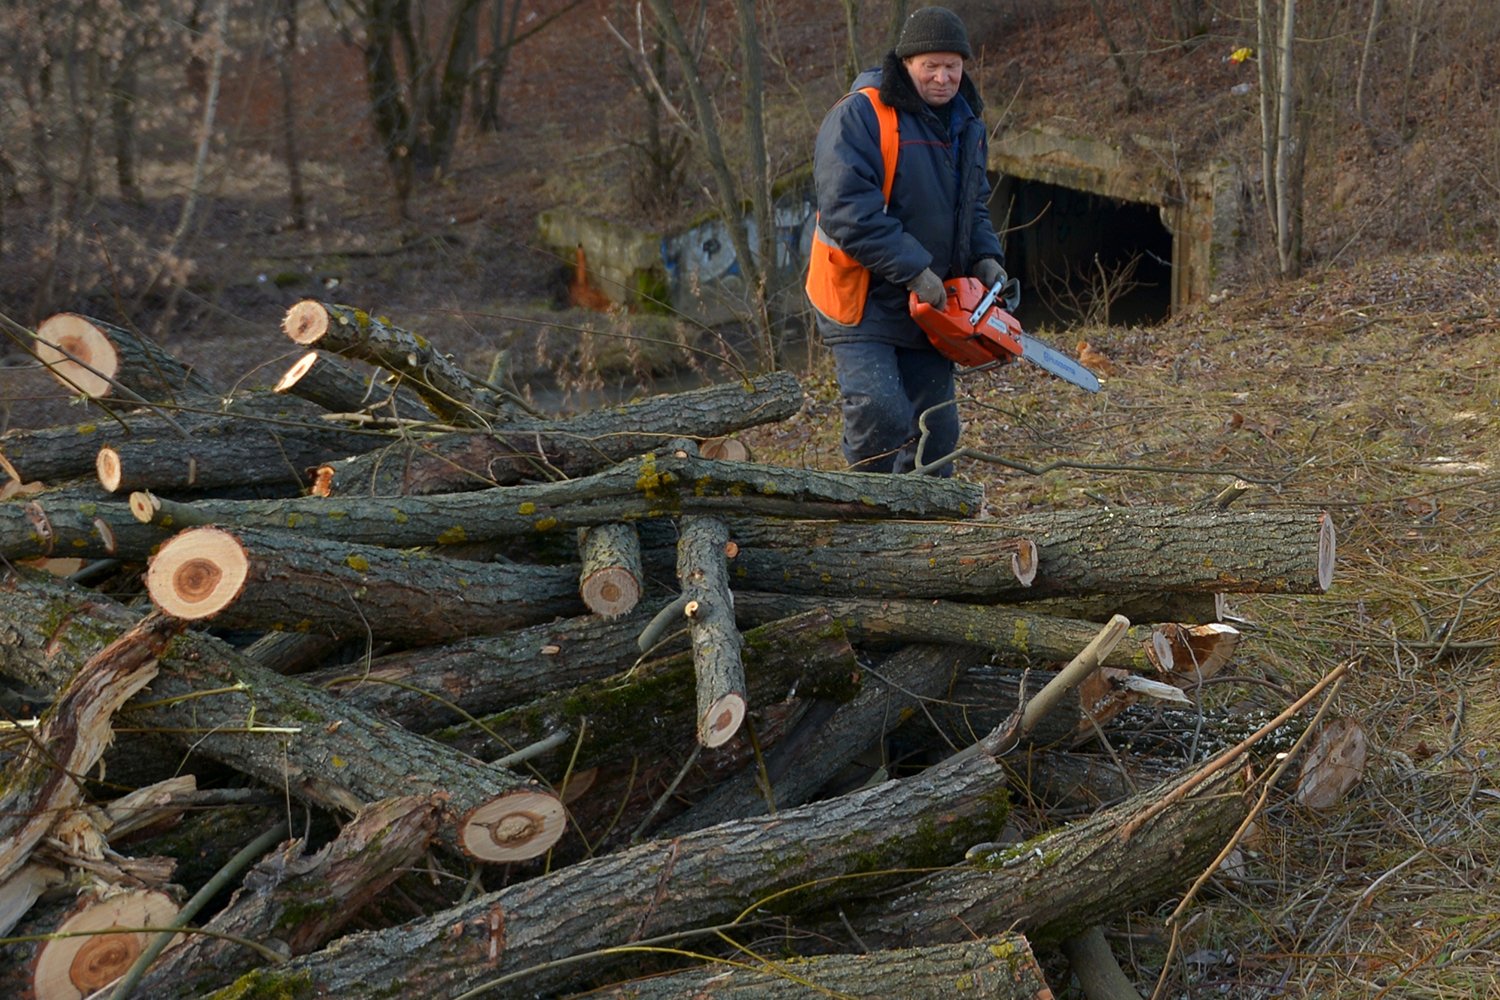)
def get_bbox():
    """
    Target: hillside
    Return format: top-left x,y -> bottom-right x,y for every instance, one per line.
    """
1,2 -> 1497,997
